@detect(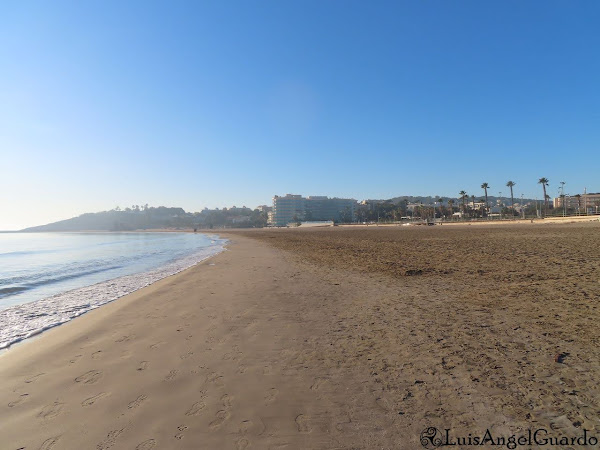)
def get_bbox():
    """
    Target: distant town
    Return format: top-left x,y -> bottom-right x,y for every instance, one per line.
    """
20,186 -> 600,232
